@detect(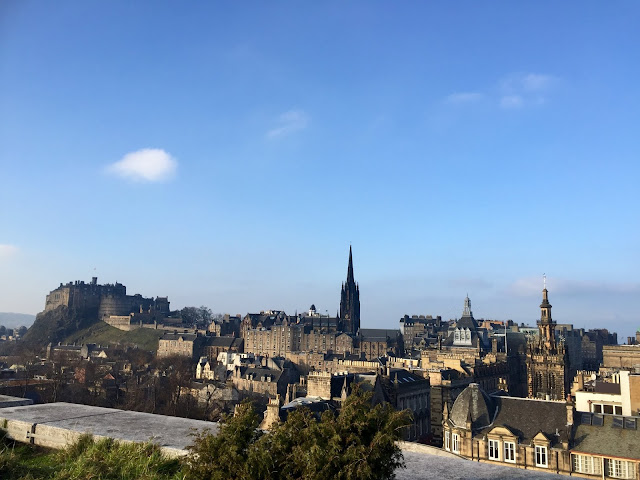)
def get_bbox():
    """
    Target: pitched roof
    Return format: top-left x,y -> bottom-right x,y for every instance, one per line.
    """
359,329 -> 402,342
160,333 -> 198,342
572,414 -> 640,460
206,336 -> 242,348
483,396 -> 570,445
